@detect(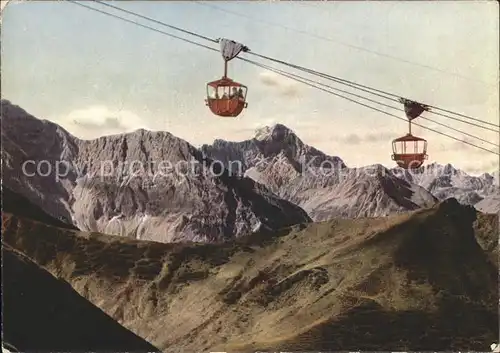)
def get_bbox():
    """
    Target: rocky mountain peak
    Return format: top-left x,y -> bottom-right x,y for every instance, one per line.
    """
254,123 -> 297,142
1,101 -> 312,243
